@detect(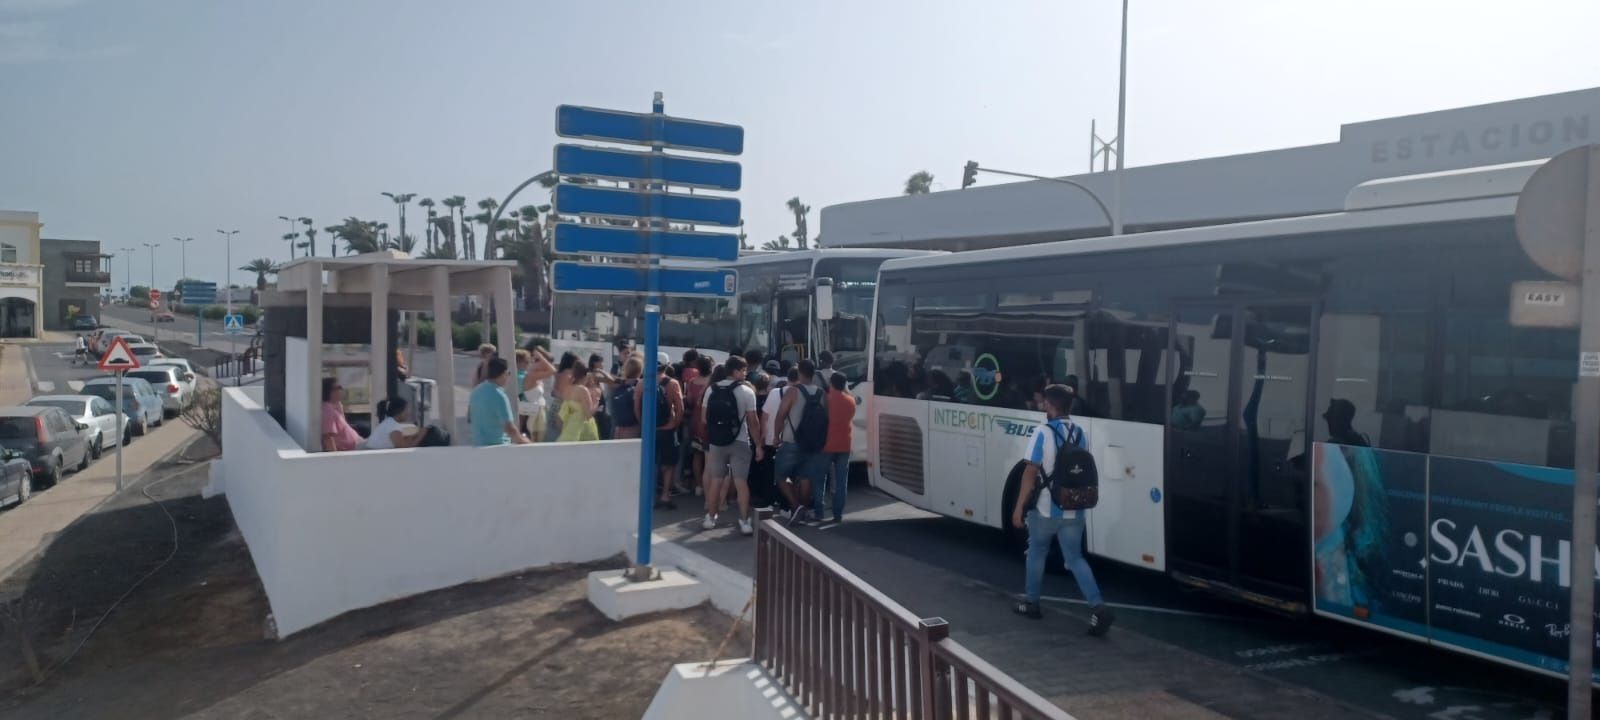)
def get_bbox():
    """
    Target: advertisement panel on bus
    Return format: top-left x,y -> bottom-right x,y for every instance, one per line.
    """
1313,442 -> 1600,680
